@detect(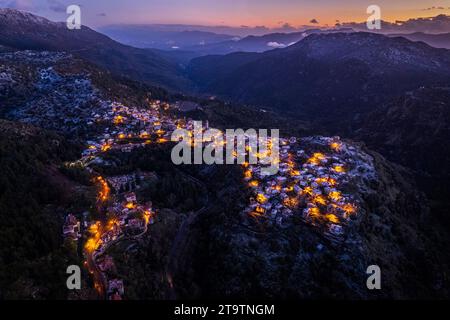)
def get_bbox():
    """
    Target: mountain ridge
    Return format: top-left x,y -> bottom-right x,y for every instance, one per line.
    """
187,32 -> 450,127
0,8 -> 192,92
